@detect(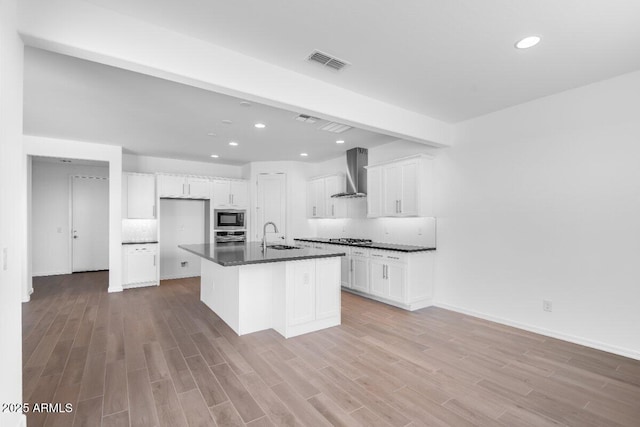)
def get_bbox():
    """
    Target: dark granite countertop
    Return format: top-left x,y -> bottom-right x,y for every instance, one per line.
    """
293,237 -> 436,253
122,241 -> 158,245
179,242 -> 346,267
